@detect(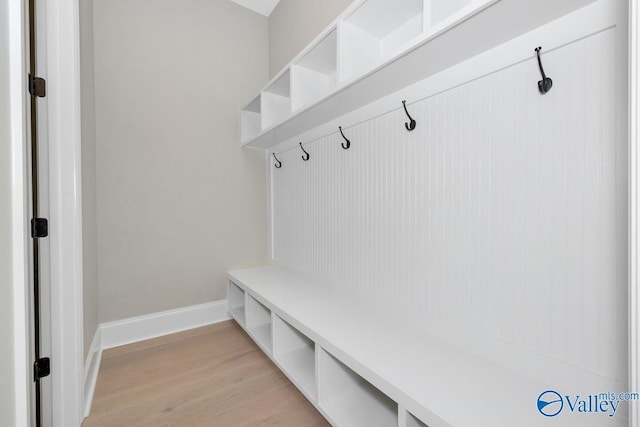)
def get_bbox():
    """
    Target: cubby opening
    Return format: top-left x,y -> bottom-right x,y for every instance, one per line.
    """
246,295 -> 272,353
228,281 -> 245,326
261,71 -> 291,129
240,95 -> 261,143
291,29 -> 338,111
339,0 -> 424,82
273,316 -> 316,399
406,412 -> 429,427
429,0 -> 472,27
319,350 -> 397,427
